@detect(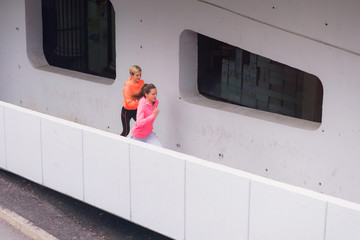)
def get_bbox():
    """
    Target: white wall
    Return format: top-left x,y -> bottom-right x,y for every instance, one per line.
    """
0,106 -> 6,169
1,101 -> 360,240
0,0 -> 360,204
